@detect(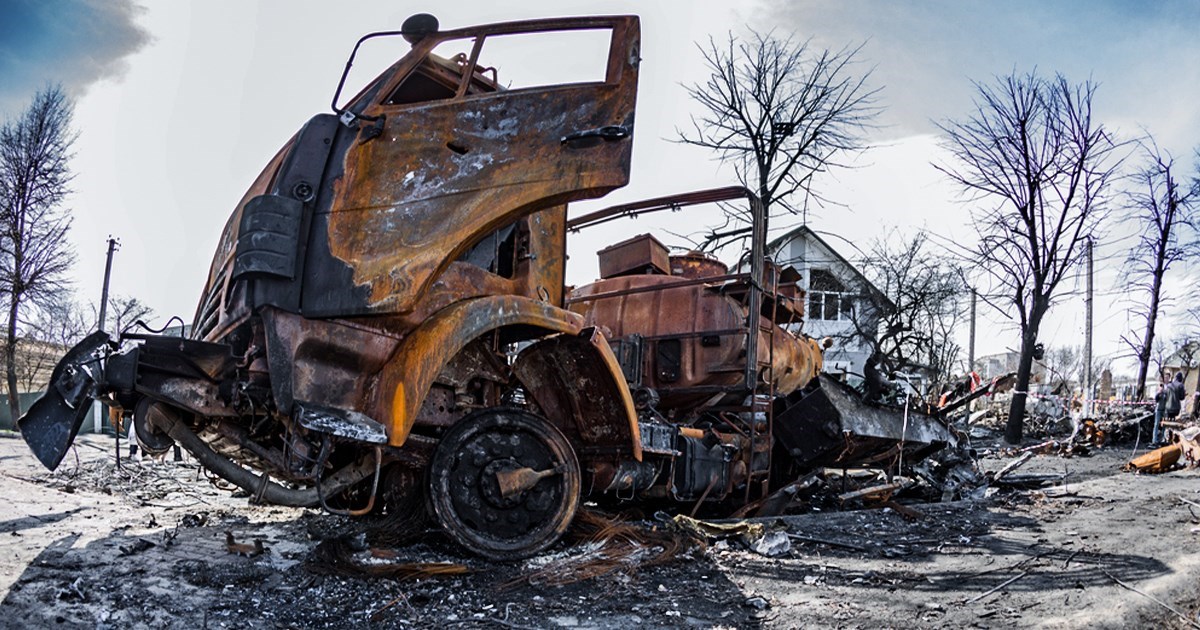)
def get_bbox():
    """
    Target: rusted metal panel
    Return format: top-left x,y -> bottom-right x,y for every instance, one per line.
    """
371,295 -> 586,447
511,327 -> 642,462
597,233 -> 670,278
1125,444 -> 1182,473
669,251 -> 728,279
261,307 -> 401,416
321,18 -> 640,317
570,275 -> 745,406
515,206 -> 568,308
